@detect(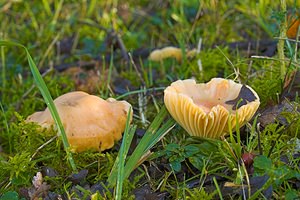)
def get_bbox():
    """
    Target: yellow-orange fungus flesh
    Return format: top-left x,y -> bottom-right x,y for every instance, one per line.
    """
26,91 -> 133,152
